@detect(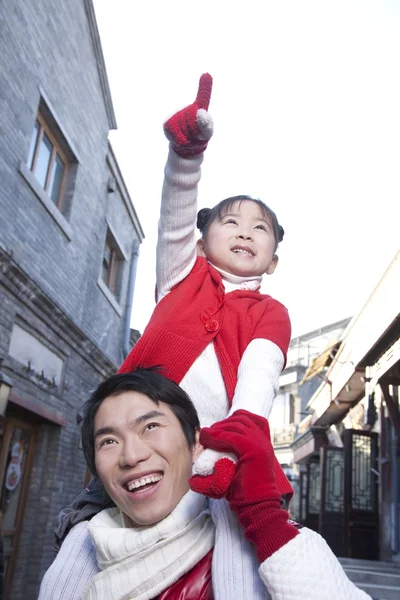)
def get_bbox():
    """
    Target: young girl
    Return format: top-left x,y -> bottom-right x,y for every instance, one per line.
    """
118,73 -> 293,598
